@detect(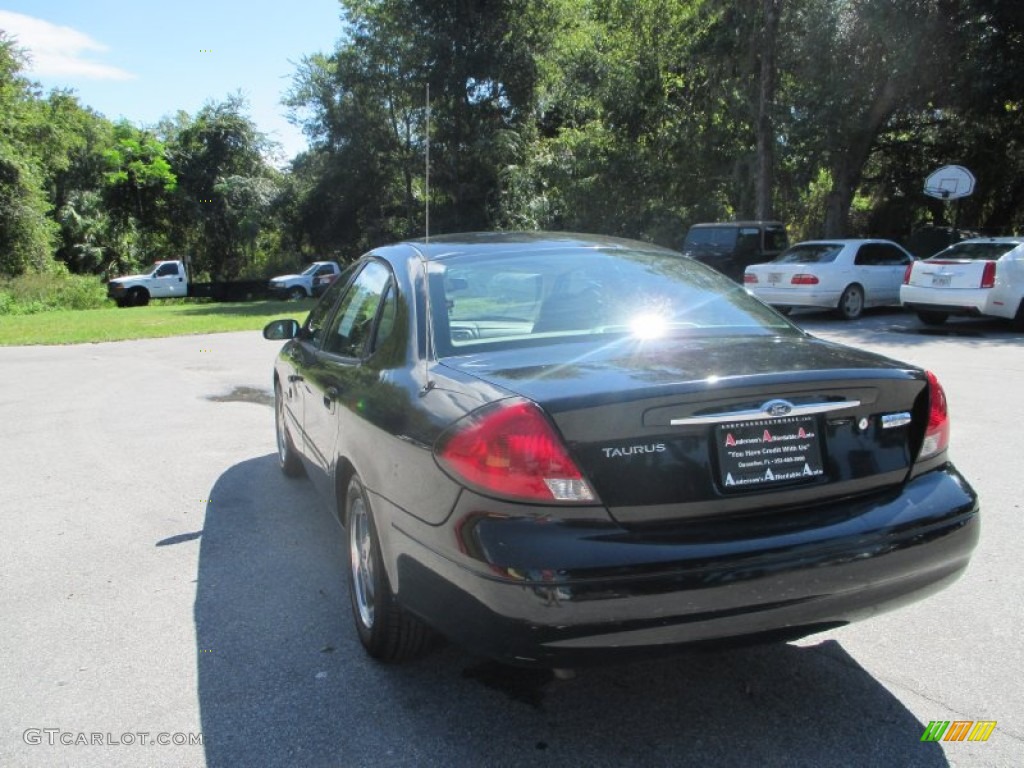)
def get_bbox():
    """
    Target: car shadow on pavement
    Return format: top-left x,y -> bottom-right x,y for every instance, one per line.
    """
196,455 -> 949,768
